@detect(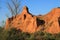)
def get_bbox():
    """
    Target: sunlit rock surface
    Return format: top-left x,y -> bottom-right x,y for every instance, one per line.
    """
5,6 -> 60,34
